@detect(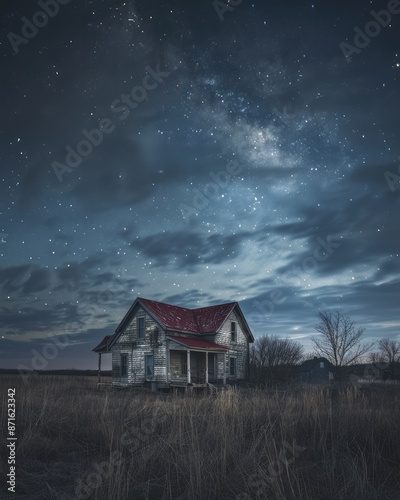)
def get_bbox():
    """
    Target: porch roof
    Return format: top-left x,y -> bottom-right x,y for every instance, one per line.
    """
92,335 -> 112,353
167,335 -> 228,351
